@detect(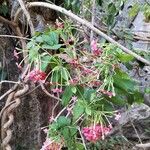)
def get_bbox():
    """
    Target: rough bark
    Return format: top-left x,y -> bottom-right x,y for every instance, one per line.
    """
0,1 -> 61,149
